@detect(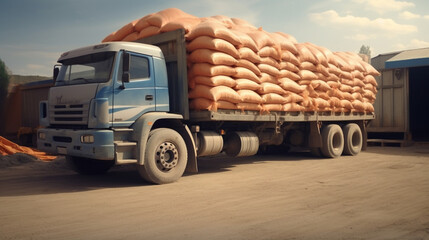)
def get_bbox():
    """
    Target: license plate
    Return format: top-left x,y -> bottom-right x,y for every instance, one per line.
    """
57,147 -> 67,155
